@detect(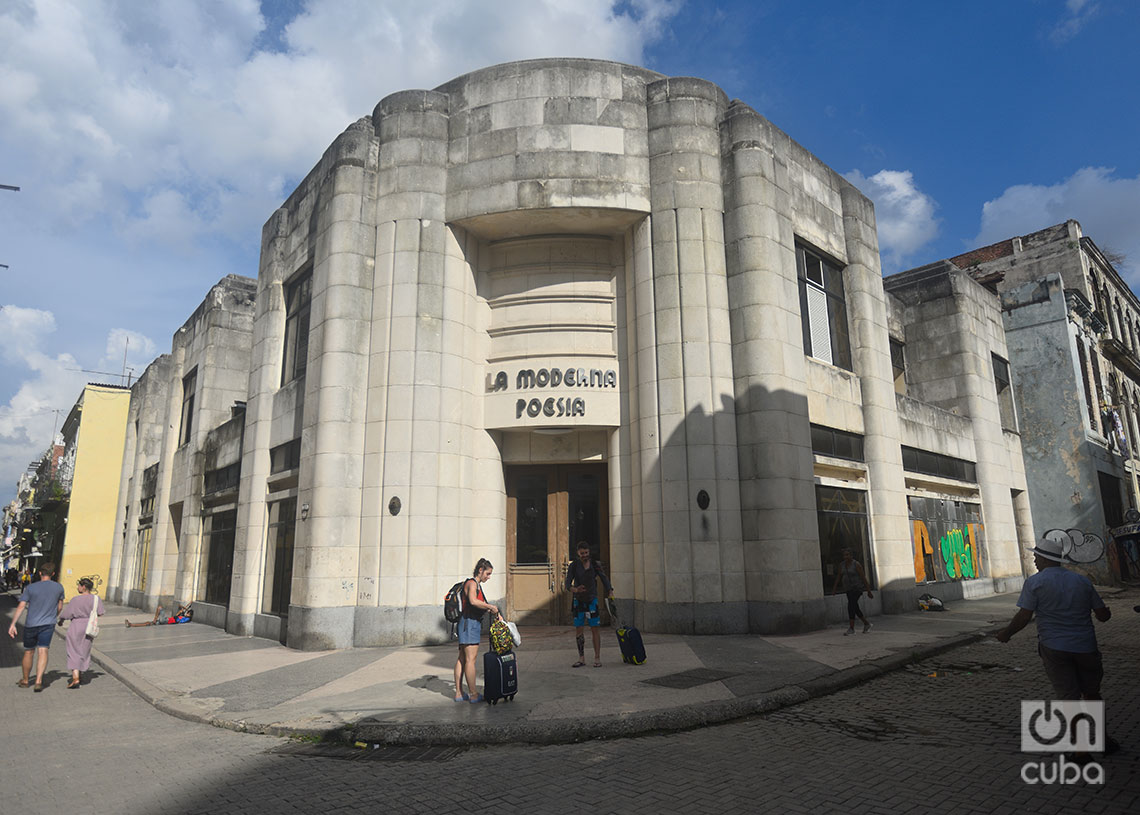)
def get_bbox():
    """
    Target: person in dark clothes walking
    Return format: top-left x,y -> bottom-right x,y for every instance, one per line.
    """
830,548 -> 873,635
